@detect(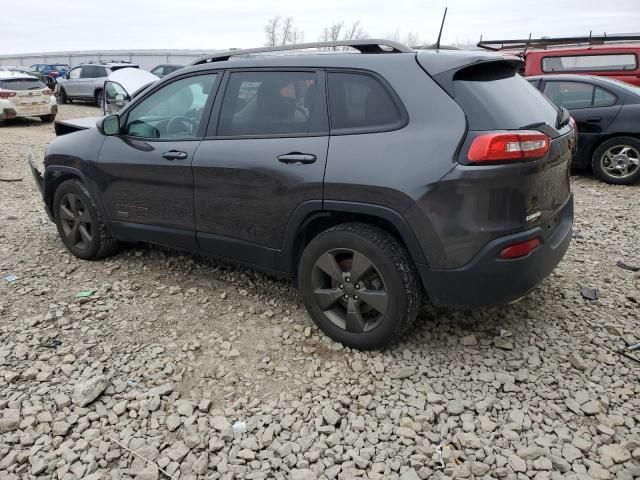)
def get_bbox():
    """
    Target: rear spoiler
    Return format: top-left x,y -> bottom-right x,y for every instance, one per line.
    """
417,51 -> 523,97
